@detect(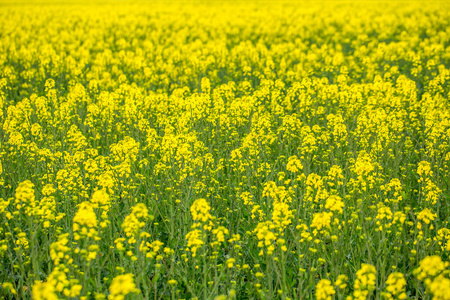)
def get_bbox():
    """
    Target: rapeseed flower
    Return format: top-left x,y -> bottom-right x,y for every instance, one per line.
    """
315,279 -> 335,300
108,274 -> 140,300
353,264 -> 376,300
